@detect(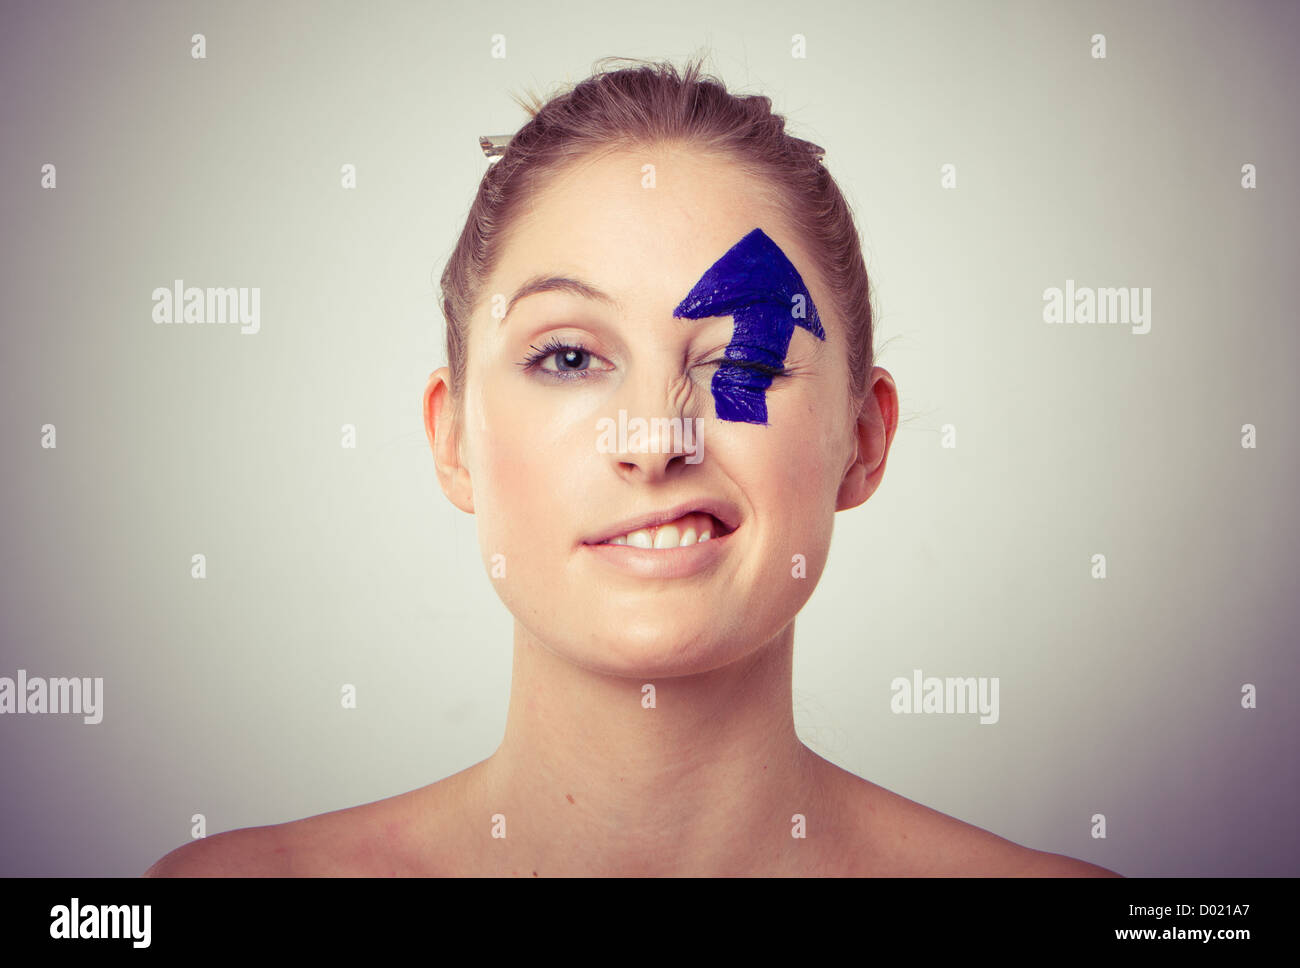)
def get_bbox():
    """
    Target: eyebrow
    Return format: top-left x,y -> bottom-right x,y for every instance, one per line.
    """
500,275 -> 623,326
